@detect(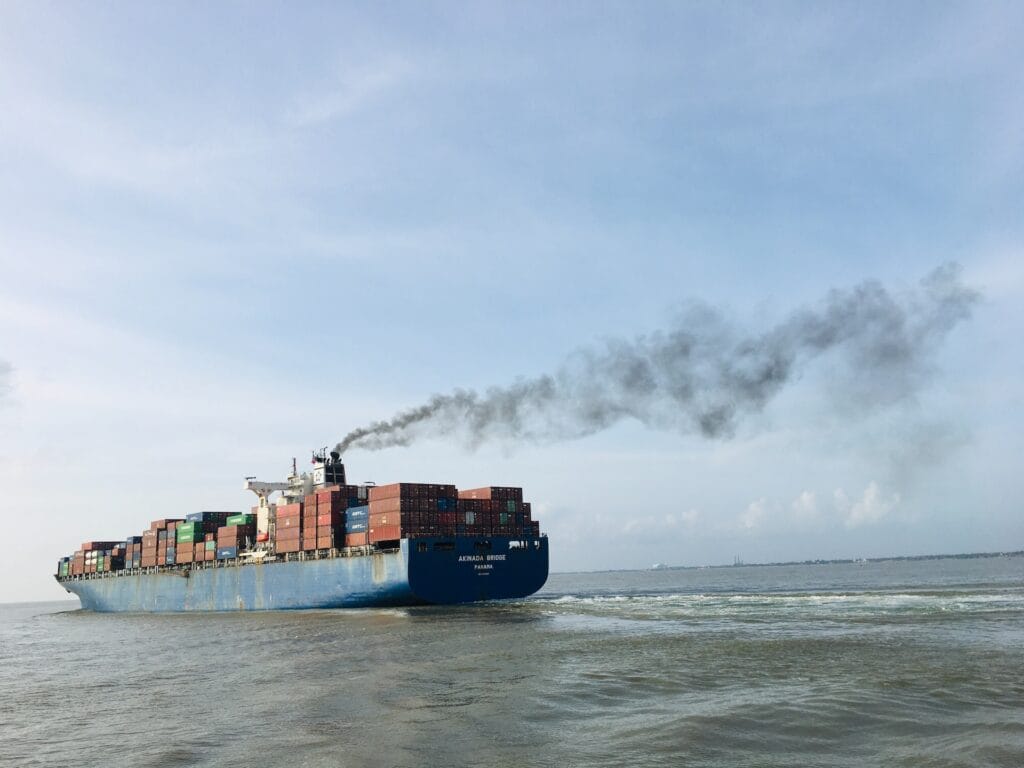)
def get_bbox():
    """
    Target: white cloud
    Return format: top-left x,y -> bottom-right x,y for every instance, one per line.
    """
791,490 -> 818,521
739,498 -> 768,530
672,508 -> 700,527
835,481 -> 900,528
